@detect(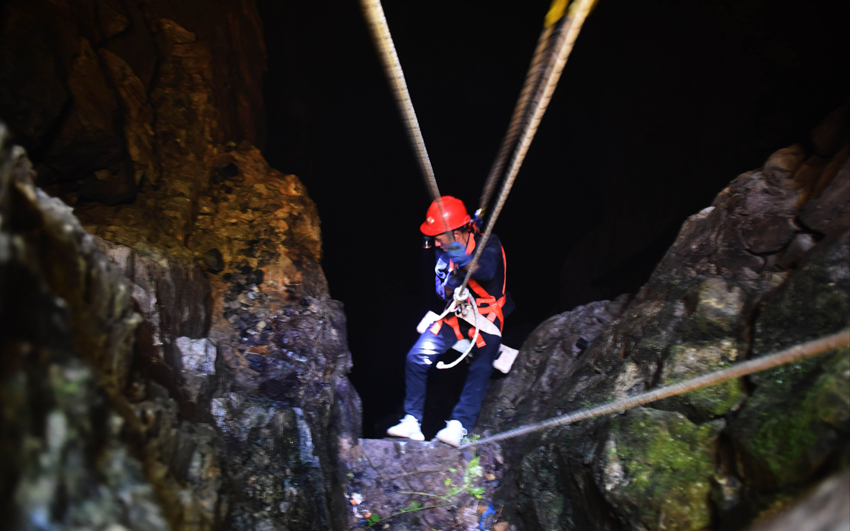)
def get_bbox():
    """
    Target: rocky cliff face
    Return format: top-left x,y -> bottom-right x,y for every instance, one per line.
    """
475,106 -> 849,531
2,1 -> 848,531
0,1 -> 360,530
